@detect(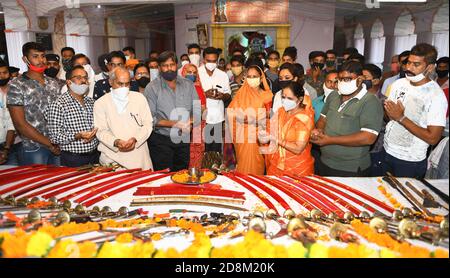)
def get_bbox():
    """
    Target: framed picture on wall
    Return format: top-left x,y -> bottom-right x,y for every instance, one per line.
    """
197,24 -> 209,48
